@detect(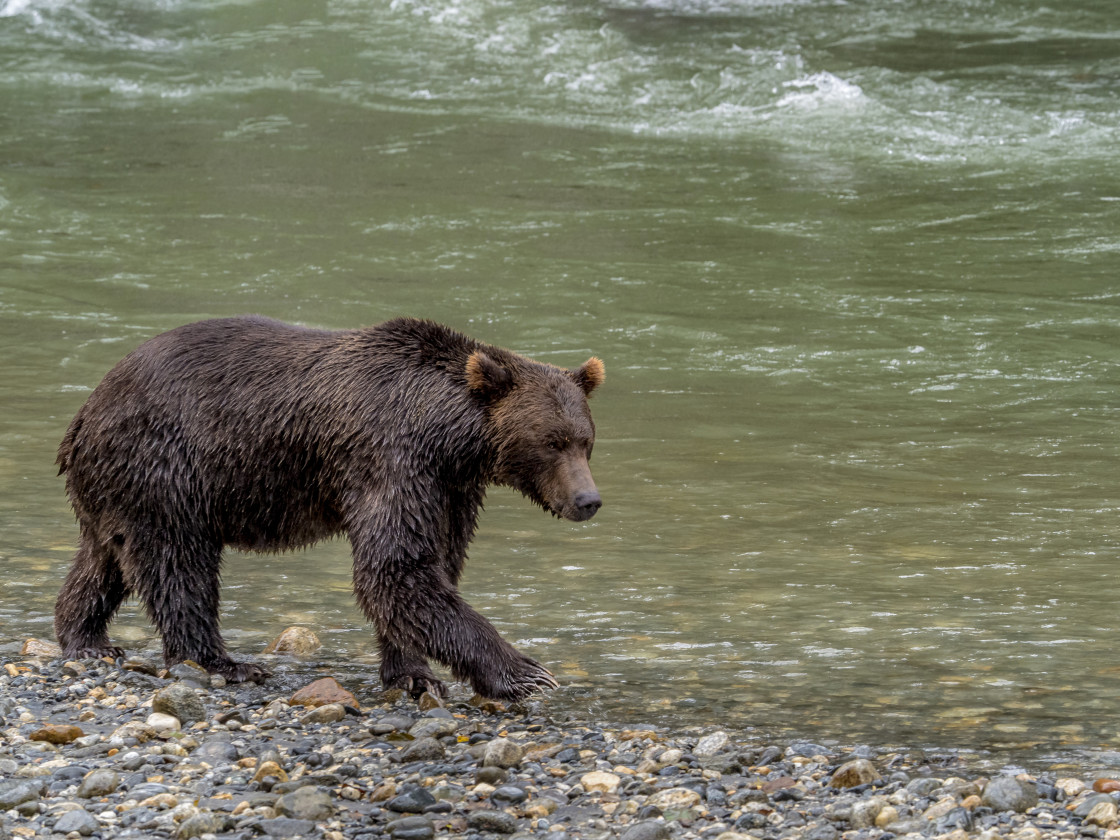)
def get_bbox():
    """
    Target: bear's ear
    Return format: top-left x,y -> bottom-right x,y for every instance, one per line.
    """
466,351 -> 514,399
571,357 -> 605,396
